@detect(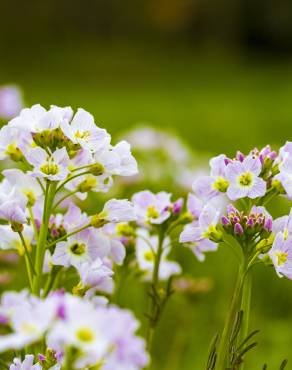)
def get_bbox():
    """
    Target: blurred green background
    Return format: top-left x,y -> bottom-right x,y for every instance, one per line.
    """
1,0 -> 292,368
